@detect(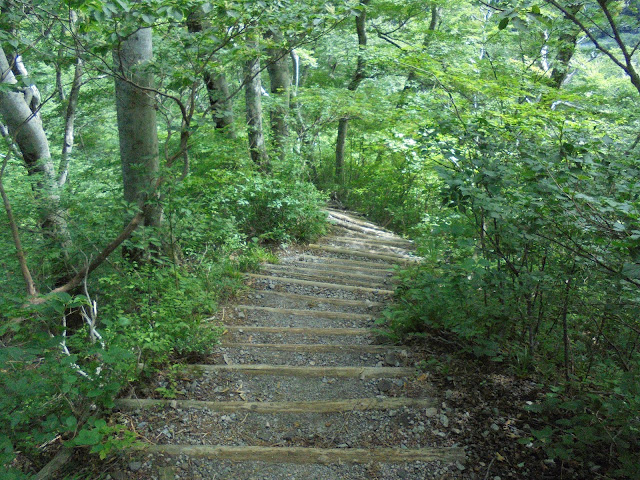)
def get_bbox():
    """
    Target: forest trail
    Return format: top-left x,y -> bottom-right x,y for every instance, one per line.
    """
114,210 -> 467,479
